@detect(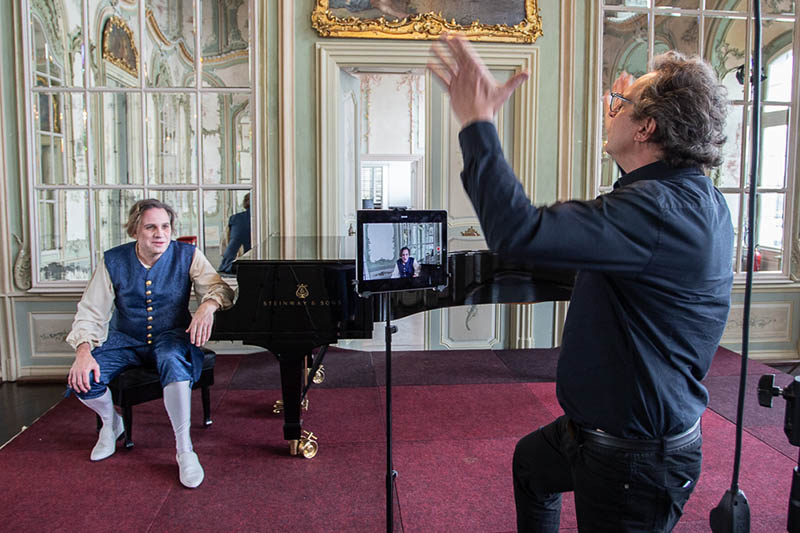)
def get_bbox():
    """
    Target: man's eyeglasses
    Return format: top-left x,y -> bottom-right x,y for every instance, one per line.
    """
609,92 -> 633,114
